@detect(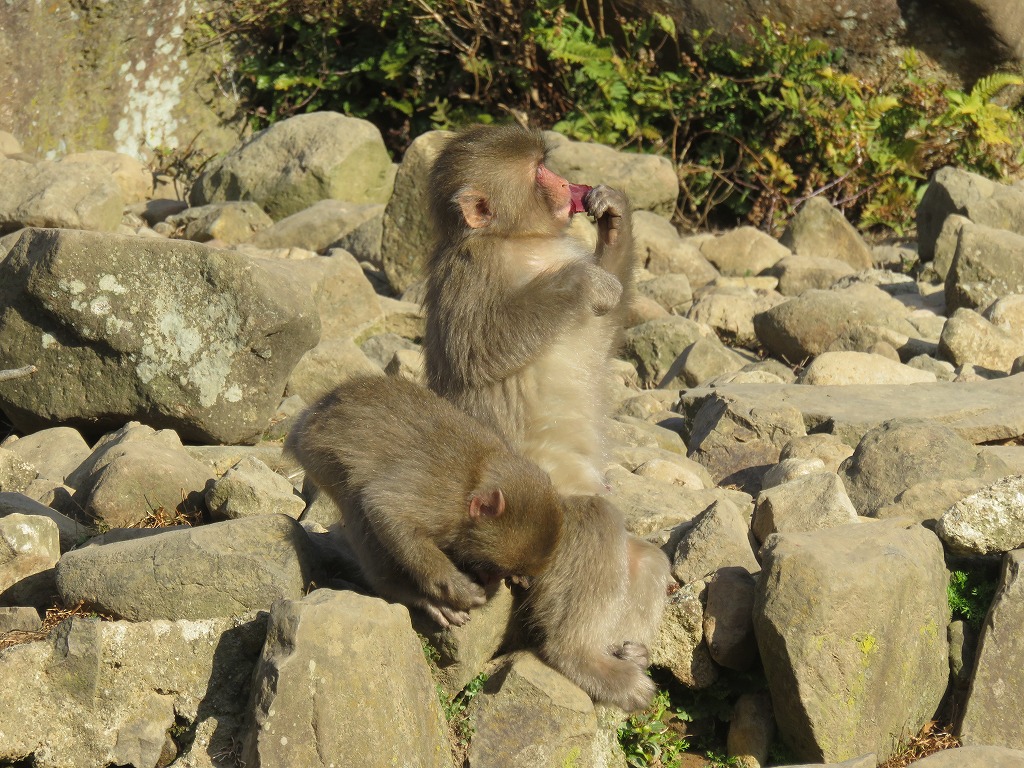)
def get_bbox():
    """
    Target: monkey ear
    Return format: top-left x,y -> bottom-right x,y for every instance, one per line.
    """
469,488 -> 505,519
456,189 -> 494,229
